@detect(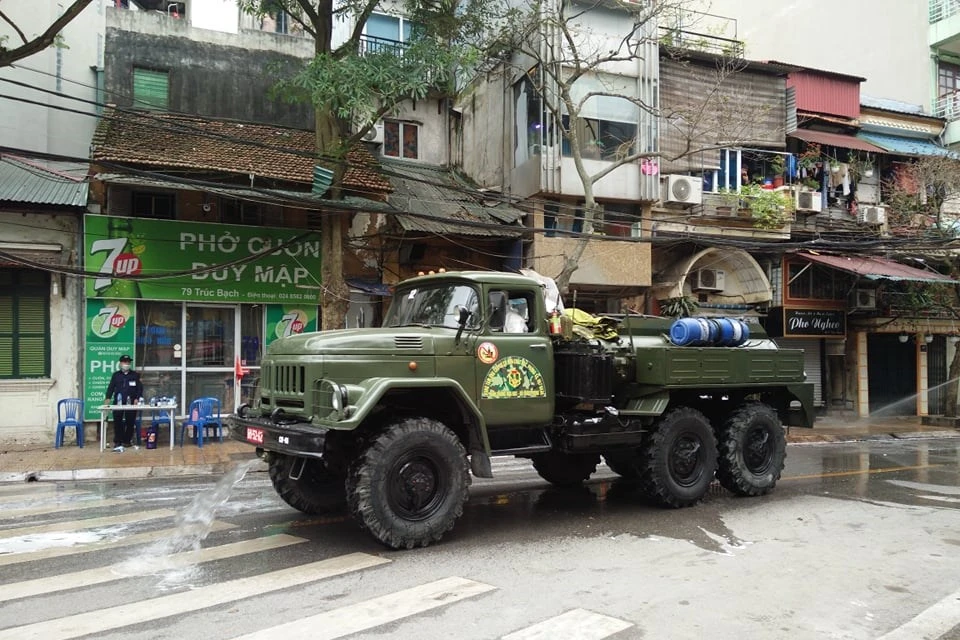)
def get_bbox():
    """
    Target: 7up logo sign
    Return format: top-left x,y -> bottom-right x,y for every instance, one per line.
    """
276,310 -> 308,339
92,302 -> 131,339
90,237 -> 142,292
